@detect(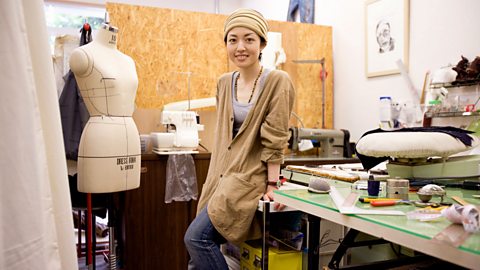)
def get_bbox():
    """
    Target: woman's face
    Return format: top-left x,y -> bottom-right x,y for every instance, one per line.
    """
226,27 -> 265,69
376,21 -> 391,48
